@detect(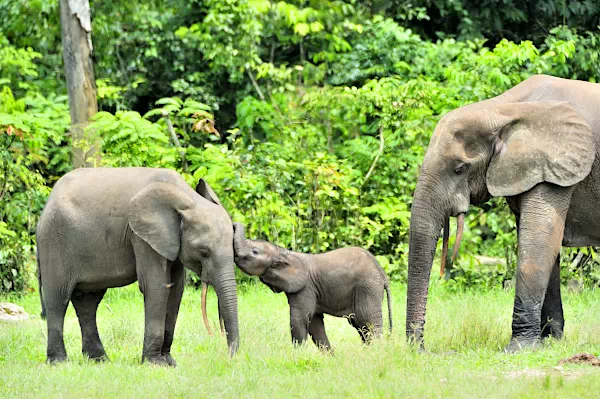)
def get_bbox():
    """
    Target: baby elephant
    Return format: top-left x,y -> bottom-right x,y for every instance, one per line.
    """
233,223 -> 392,350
